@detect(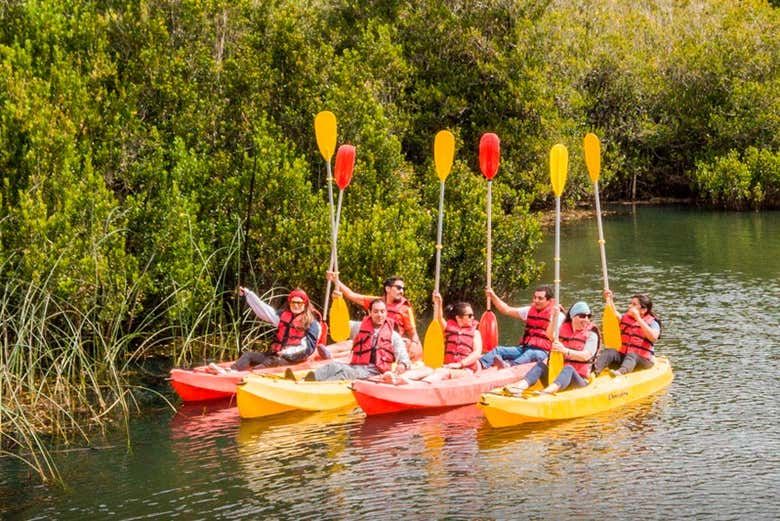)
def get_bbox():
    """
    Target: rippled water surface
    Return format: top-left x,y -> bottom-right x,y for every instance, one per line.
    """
2,207 -> 779,519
